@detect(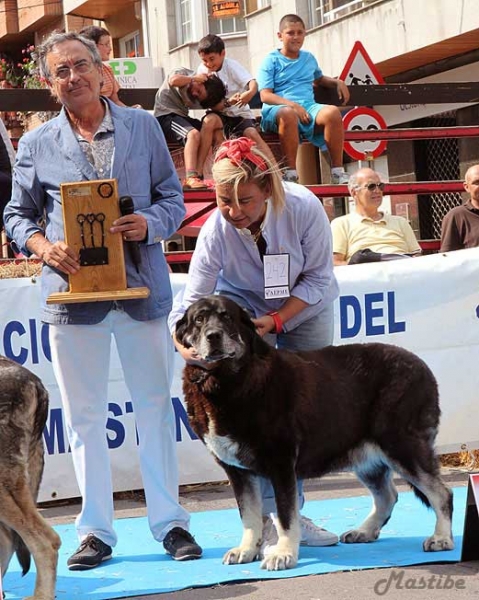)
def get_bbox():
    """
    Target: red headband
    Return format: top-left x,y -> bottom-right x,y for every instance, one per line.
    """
214,137 -> 267,172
